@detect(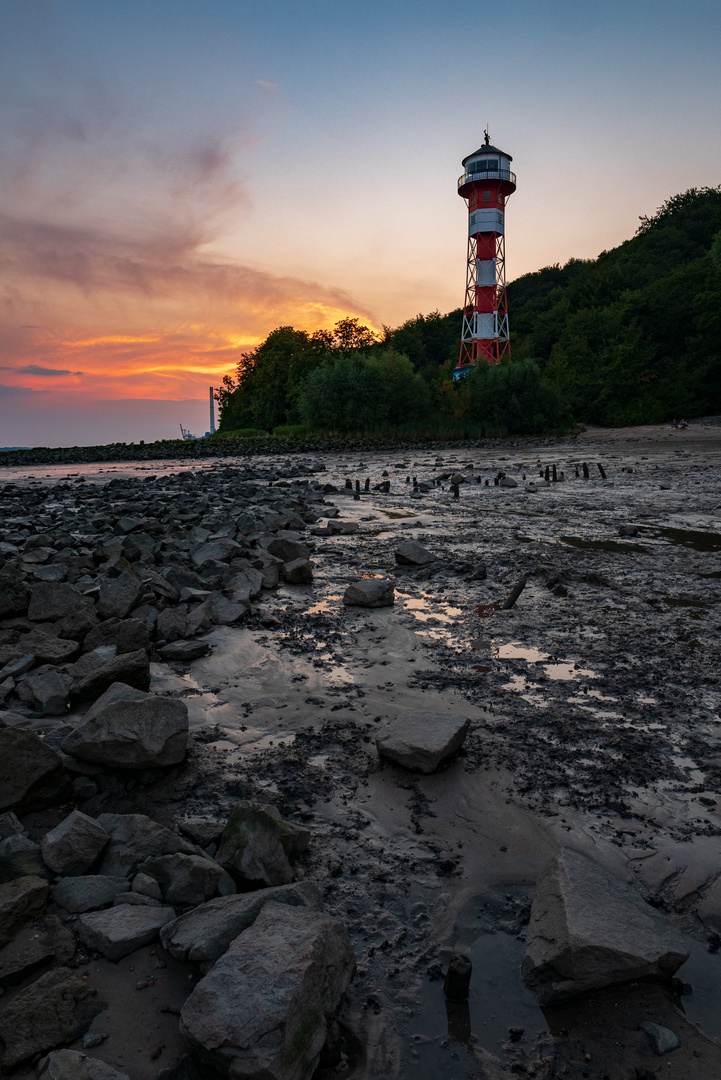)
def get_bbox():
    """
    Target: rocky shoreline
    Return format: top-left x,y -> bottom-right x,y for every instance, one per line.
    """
1,427 -> 720,1079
